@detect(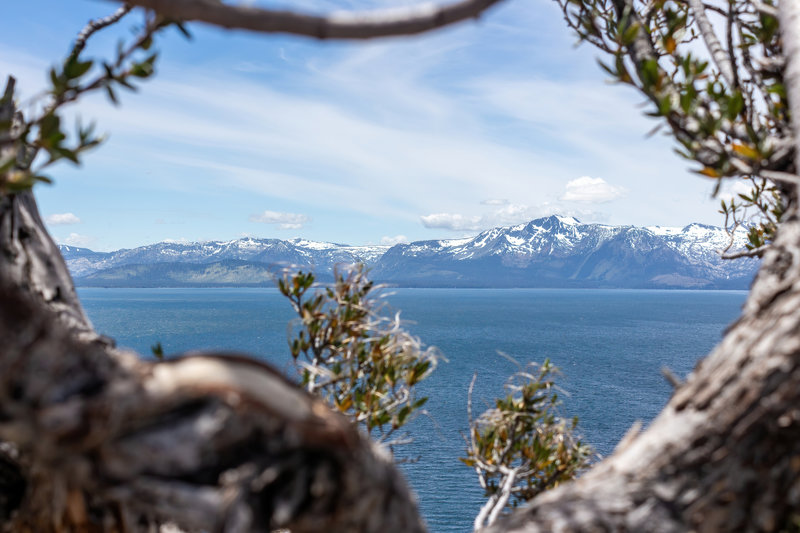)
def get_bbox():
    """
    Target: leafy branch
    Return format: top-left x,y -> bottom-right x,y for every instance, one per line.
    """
278,265 -> 439,450
463,359 -> 593,530
0,7 -> 188,194
556,0 -> 789,253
